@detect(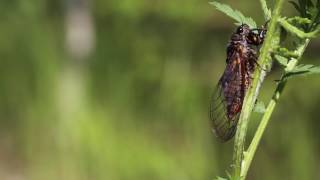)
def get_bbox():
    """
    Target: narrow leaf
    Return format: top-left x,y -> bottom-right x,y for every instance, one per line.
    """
274,54 -> 288,66
209,1 -> 257,28
284,64 -> 320,79
291,64 -> 320,72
